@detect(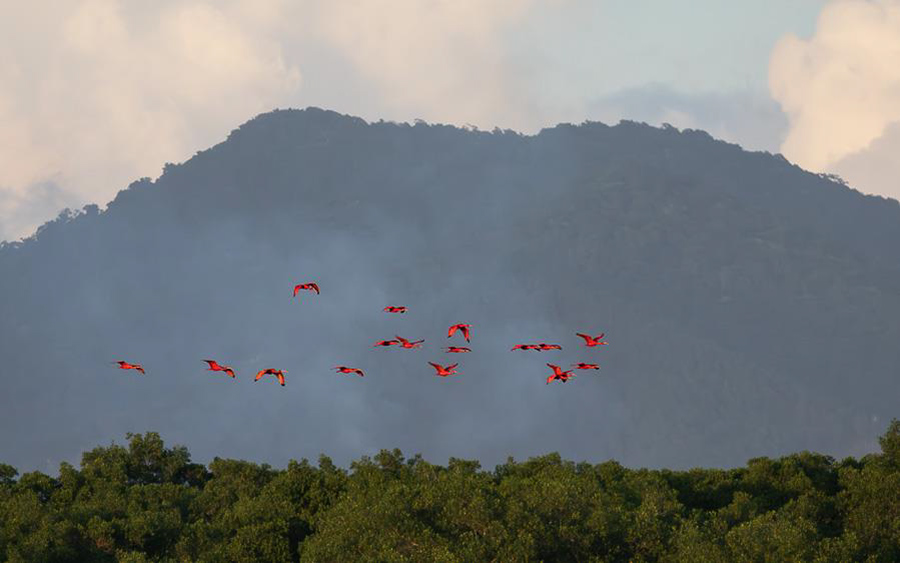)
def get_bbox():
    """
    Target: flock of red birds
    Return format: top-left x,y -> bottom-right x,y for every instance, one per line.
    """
114,281 -> 608,386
